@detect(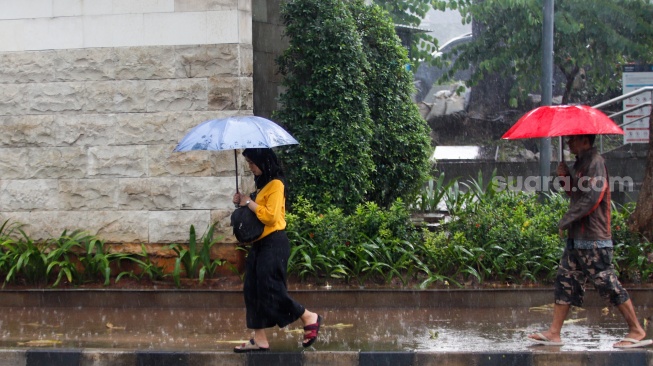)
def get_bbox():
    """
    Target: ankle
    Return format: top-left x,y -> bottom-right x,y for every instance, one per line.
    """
548,330 -> 561,337
629,328 -> 646,337
301,311 -> 313,320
